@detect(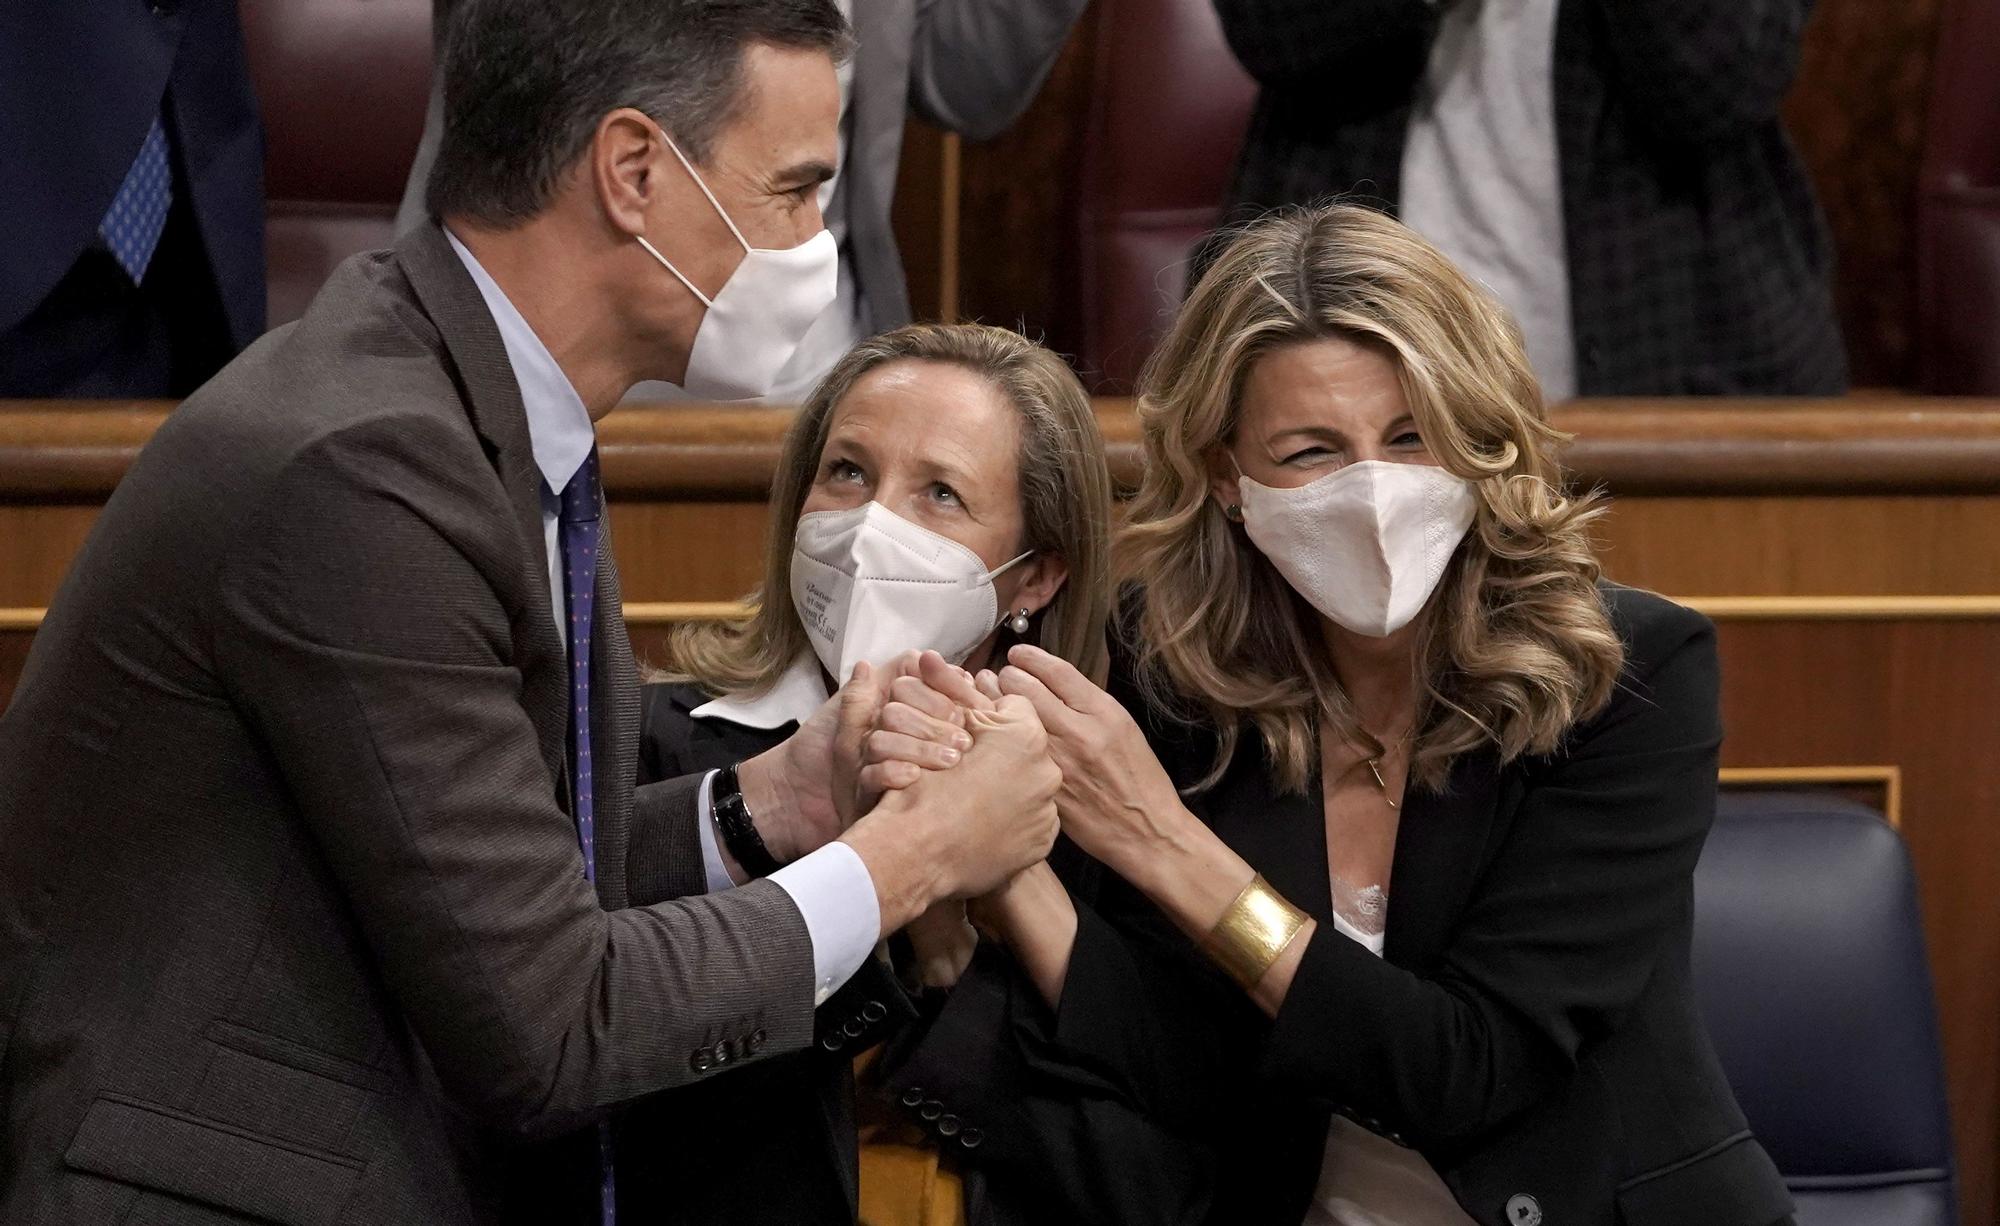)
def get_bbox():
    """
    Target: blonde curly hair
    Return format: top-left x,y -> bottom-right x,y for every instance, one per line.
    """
1120,203 -> 1624,793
